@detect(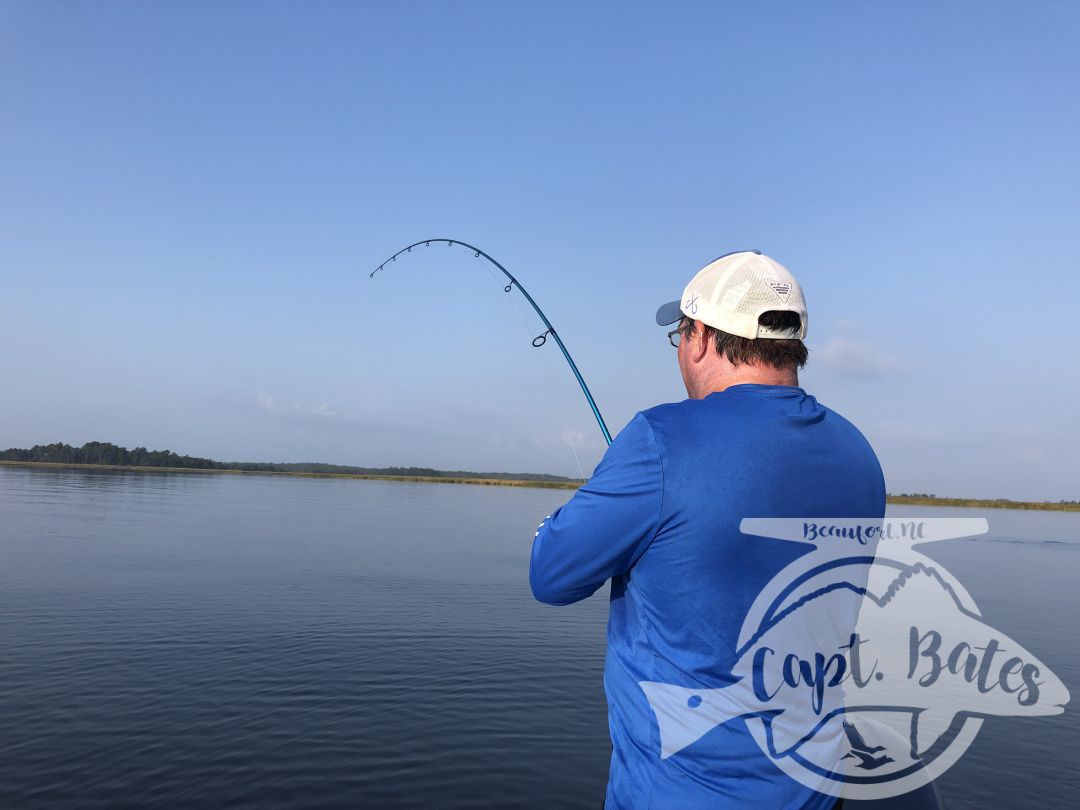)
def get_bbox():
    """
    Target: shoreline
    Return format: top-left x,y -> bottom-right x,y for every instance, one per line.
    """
0,460 -> 583,490
884,495 -> 1080,512
2,461 -> 1077,510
